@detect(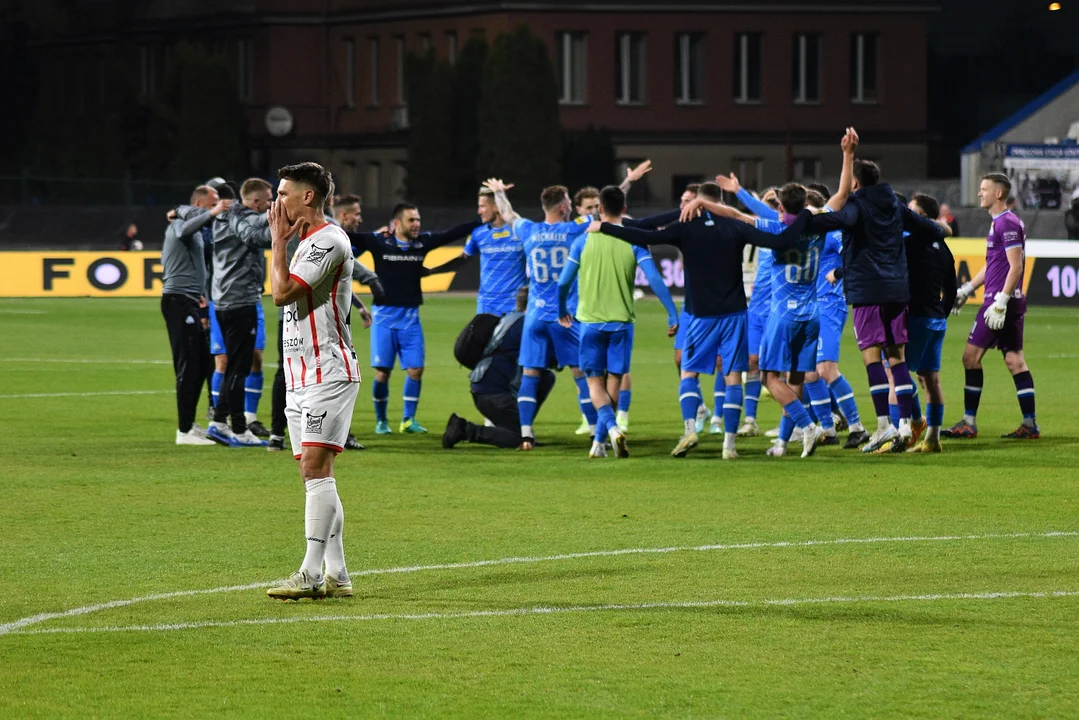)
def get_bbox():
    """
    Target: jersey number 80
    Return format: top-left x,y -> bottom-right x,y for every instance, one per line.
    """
782,247 -> 820,284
